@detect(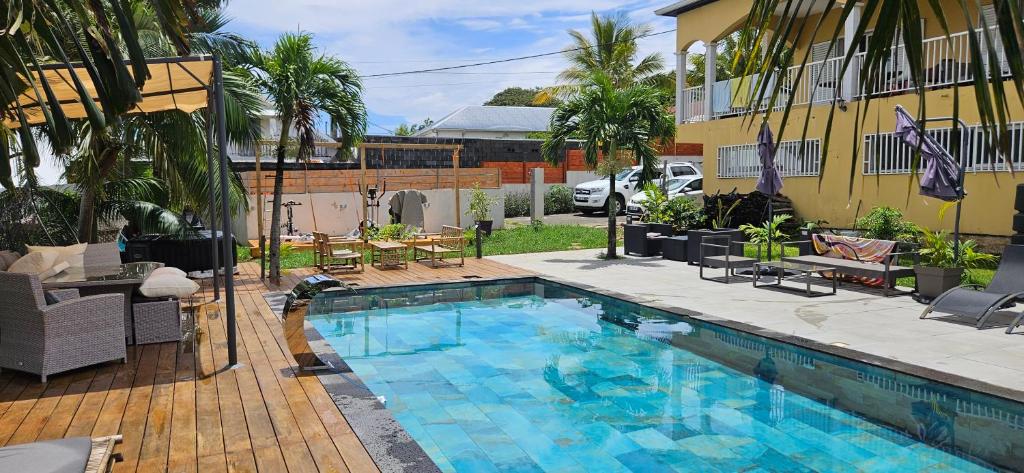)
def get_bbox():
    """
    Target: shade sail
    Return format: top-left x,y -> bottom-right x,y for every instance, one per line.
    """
4,56 -> 213,128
